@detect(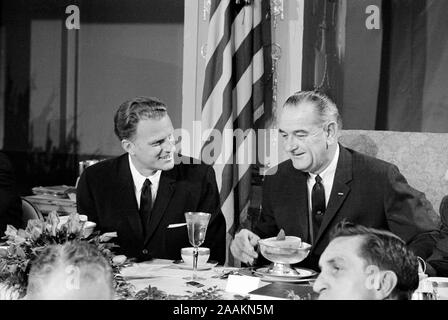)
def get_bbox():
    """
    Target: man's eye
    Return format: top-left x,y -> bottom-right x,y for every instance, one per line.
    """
332,266 -> 341,274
